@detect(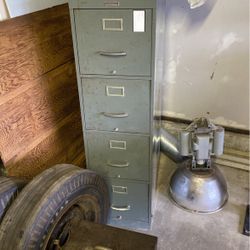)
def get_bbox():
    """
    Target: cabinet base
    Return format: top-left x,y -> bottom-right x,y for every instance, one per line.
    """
108,218 -> 151,230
